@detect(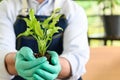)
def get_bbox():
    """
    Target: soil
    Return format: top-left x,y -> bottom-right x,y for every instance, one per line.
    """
34,52 -> 51,61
